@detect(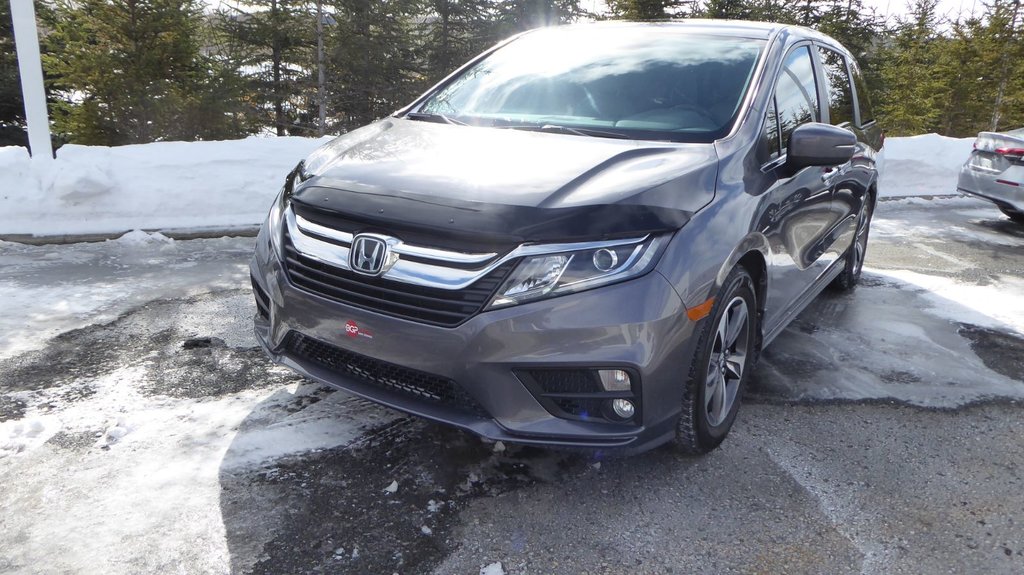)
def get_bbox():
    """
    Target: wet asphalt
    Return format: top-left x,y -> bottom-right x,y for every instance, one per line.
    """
1,196 -> 1024,574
